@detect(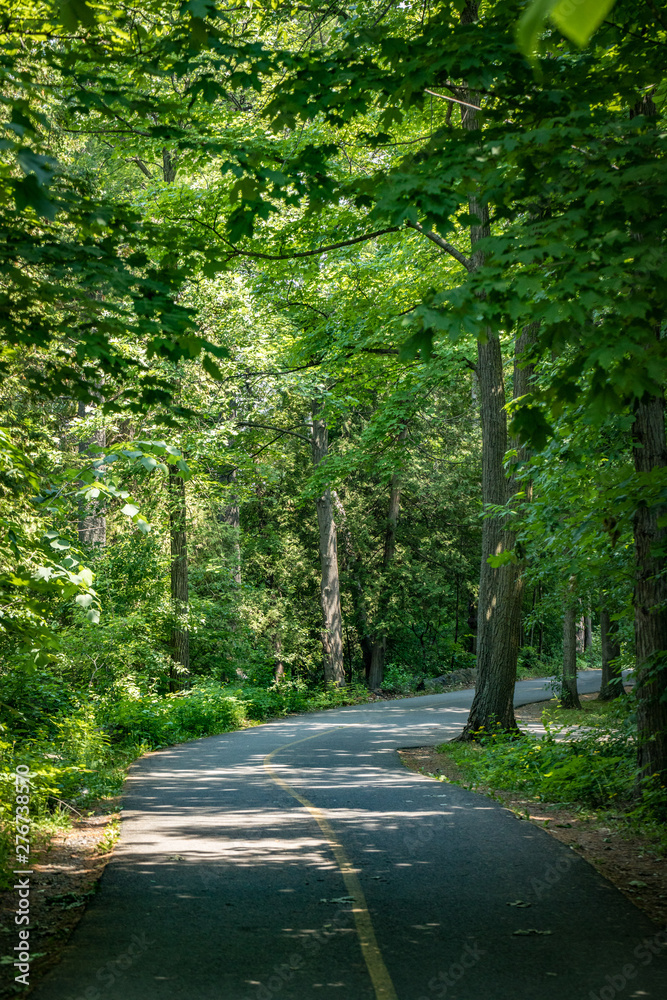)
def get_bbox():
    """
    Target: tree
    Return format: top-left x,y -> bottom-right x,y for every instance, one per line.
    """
368,426 -> 406,690
310,401 -> 346,687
